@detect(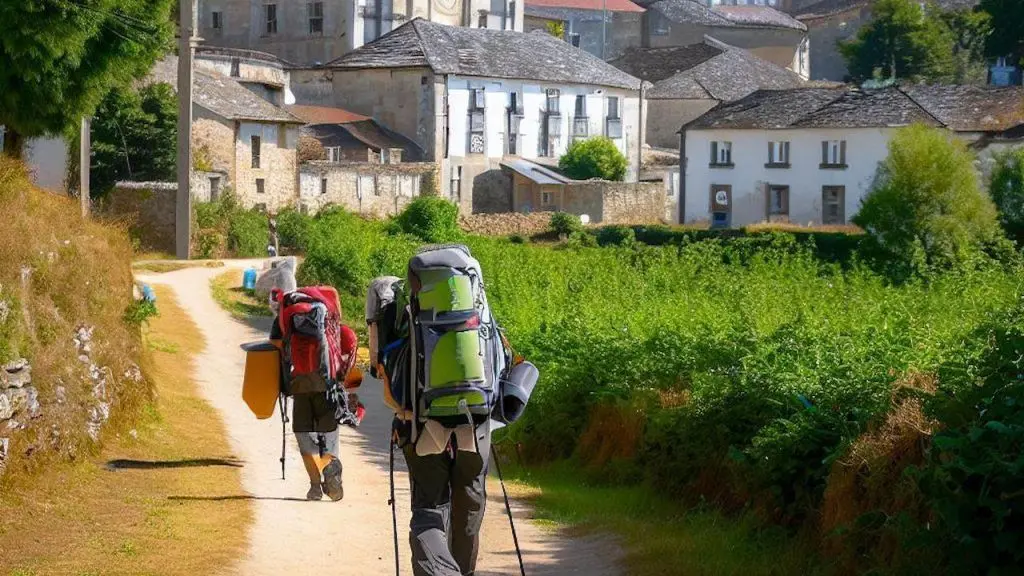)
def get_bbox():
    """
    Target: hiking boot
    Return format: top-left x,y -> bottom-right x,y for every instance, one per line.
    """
306,482 -> 323,501
322,458 -> 344,502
